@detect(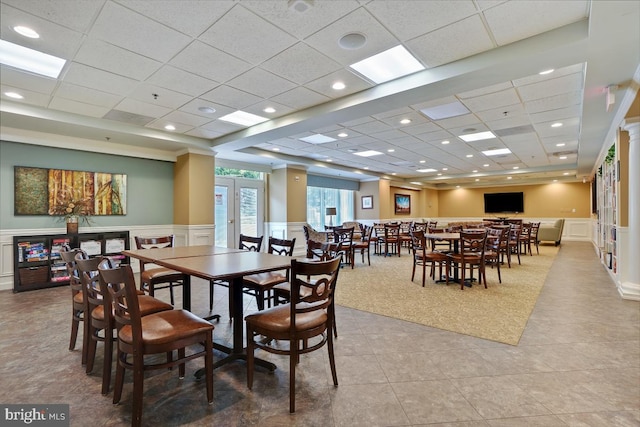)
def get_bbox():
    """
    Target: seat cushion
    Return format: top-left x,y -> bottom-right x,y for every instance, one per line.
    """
245,304 -> 327,333
141,267 -> 184,283
73,292 -> 84,304
118,309 -> 214,346
244,271 -> 287,288
138,295 -> 173,315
